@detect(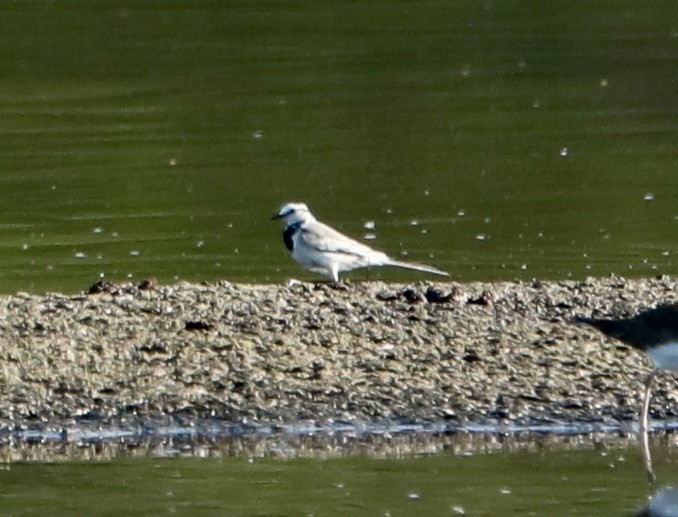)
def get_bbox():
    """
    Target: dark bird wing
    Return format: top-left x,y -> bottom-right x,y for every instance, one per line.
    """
576,304 -> 678,350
